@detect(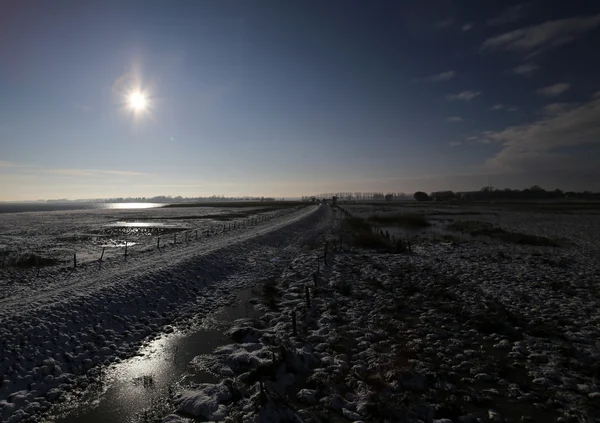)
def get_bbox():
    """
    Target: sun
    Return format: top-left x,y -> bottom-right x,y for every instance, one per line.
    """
128,91 -> 147,111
